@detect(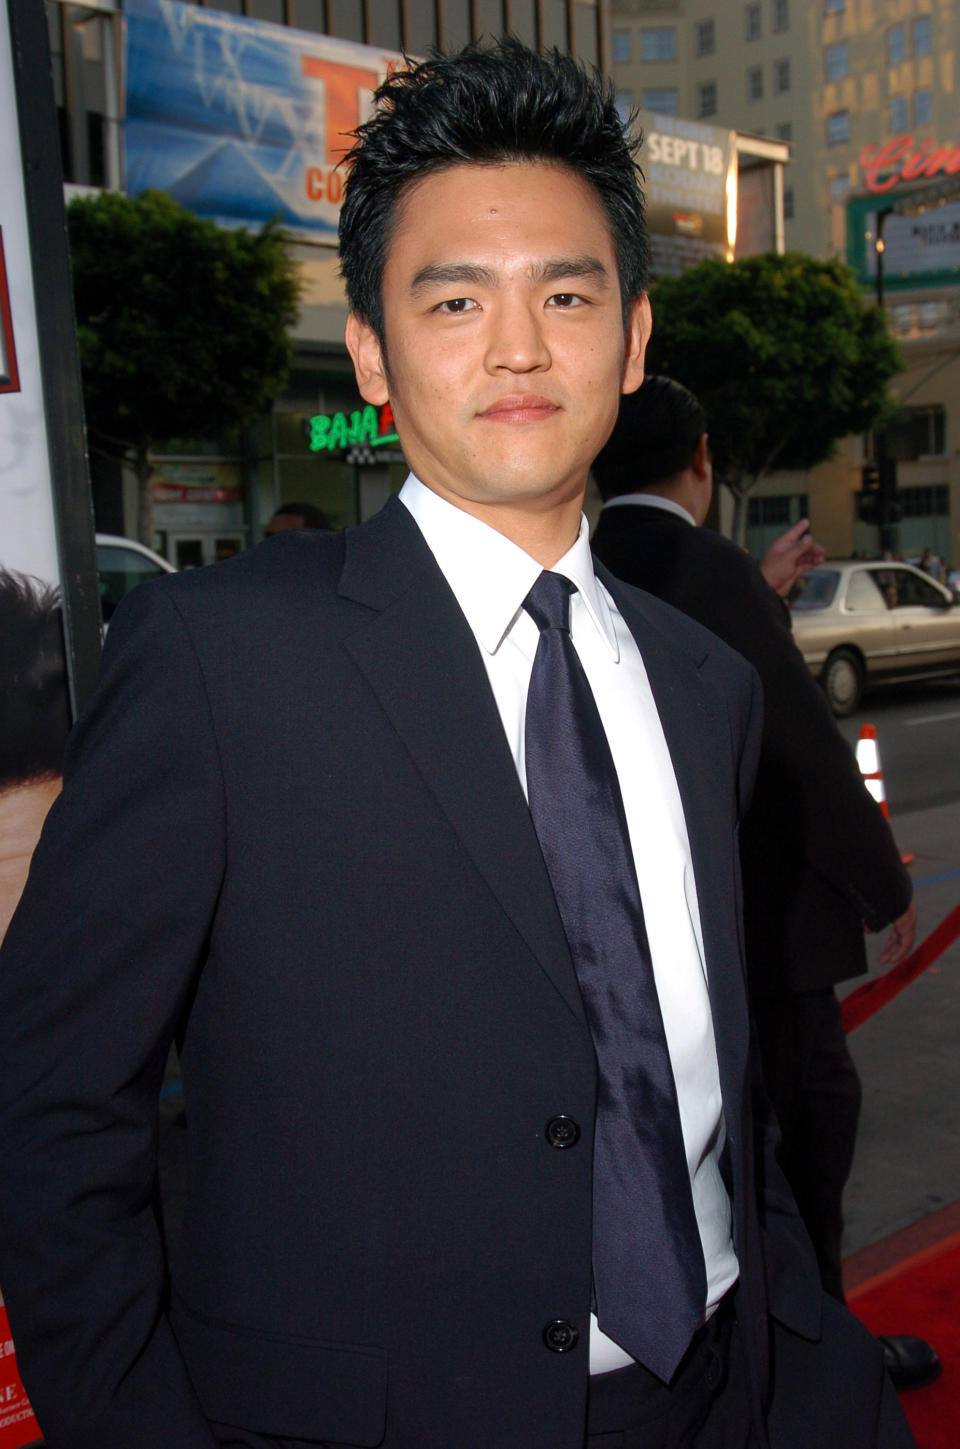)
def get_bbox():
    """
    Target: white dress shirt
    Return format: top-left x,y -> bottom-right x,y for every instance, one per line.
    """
400,475 -> 738,1373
